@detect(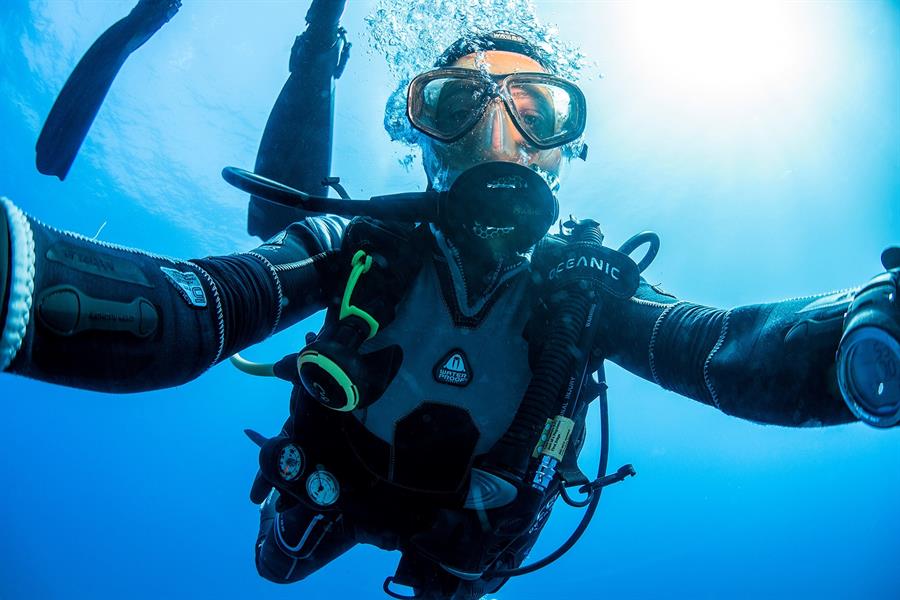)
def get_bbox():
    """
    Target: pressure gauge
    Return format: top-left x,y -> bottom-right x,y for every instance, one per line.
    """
306,468 -> 340,506
278,443 -> 304,482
